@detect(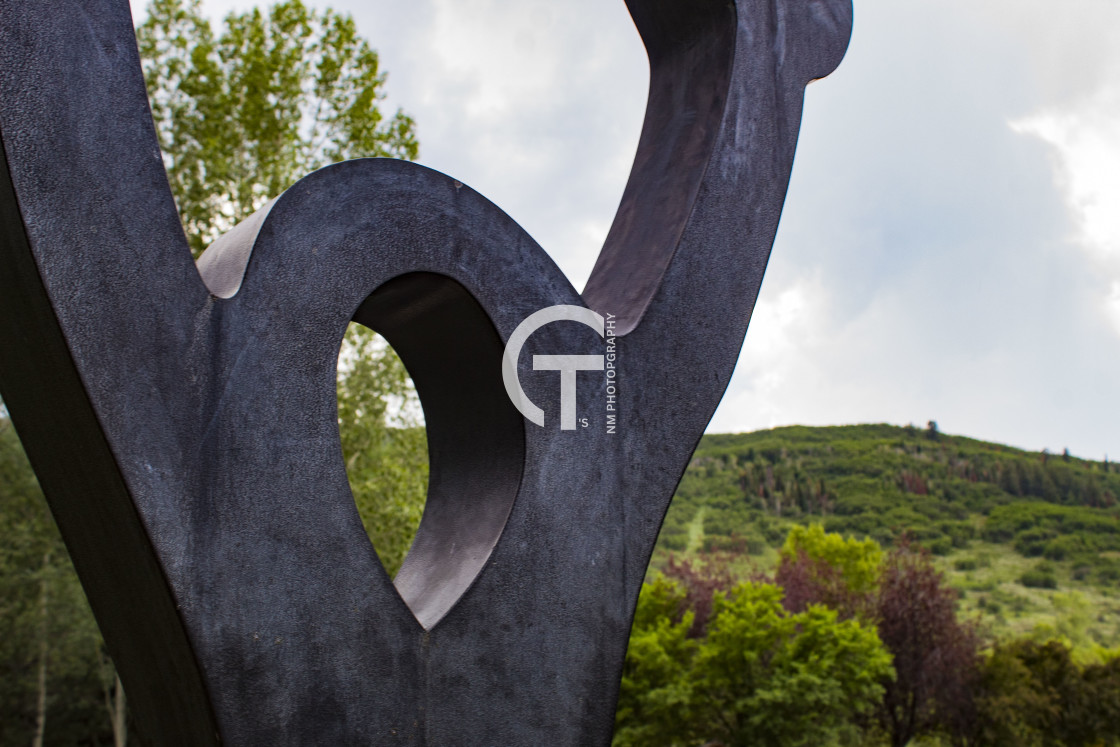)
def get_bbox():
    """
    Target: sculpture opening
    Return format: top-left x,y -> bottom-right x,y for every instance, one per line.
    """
336,323 -> 428,580
350,272 -> 525,630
